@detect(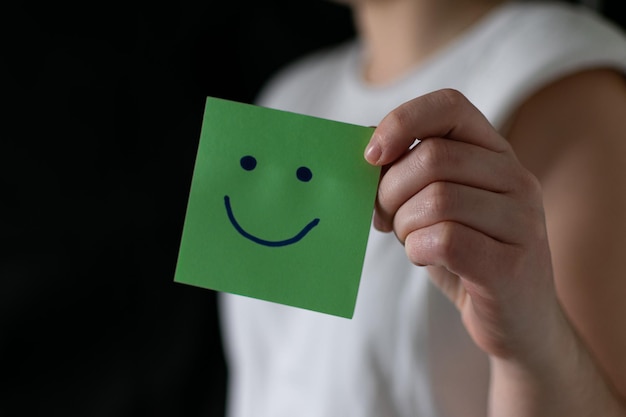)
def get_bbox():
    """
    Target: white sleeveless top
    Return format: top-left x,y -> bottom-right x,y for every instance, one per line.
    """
219,2 -> 626,417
